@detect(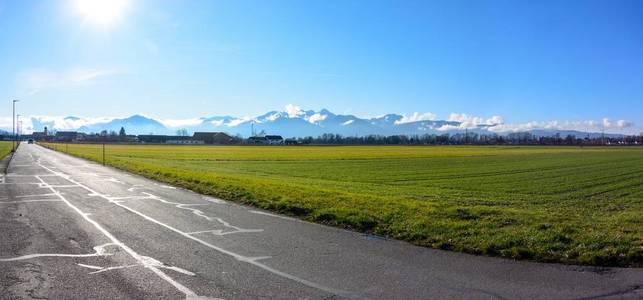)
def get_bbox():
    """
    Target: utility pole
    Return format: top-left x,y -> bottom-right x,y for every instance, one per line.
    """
12,100 -> 19,152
